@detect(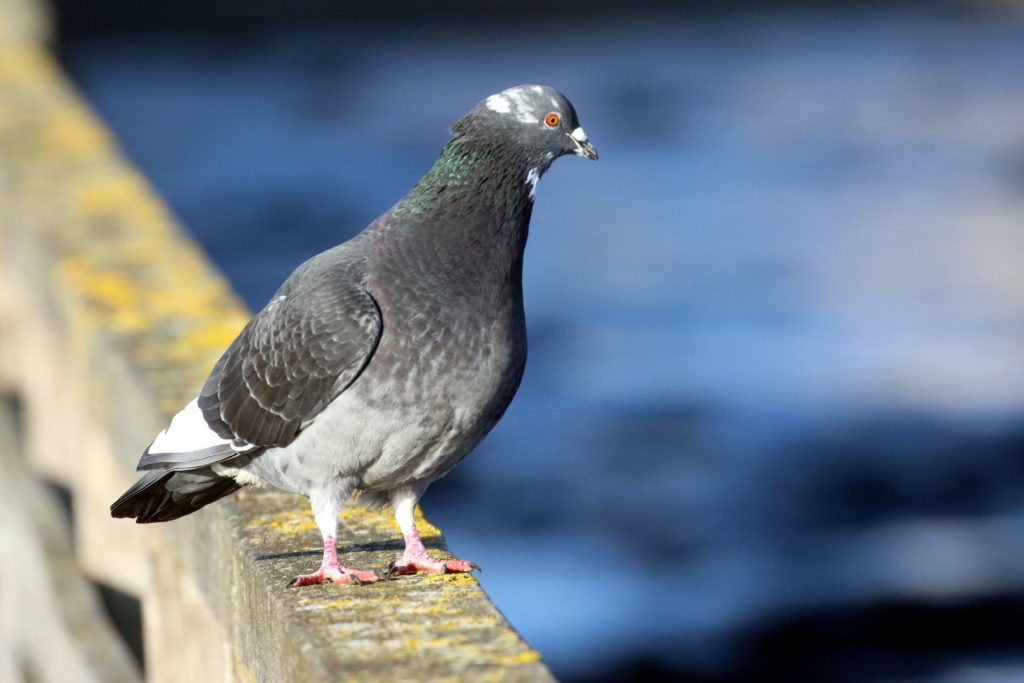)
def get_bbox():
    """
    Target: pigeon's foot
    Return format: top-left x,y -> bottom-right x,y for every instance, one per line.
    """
386,549 -> 479,578
290,566 -> 379,587
289,535 -> 379,587
388,491 -> 480,578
